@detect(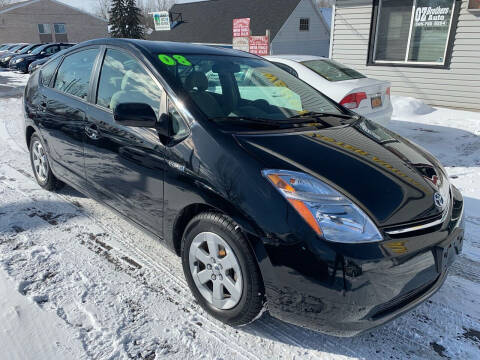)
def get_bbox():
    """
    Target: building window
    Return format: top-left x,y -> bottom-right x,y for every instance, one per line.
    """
299,18 -> 309,31
54,23 -> 66,34
38,24 -> 51,34
369,0 -> 457,67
